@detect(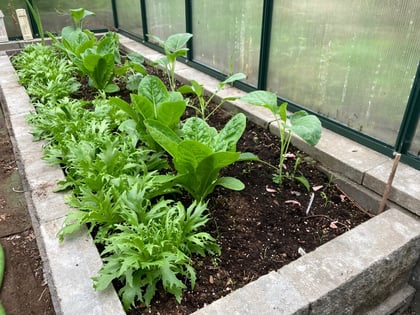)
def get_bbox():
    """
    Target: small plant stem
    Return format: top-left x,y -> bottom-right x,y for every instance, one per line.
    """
276,118 -> 285,183
336,187 -> 374,218
254,158 -> 279,172
169,62 -> 176,91
205,99 -> 224,121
